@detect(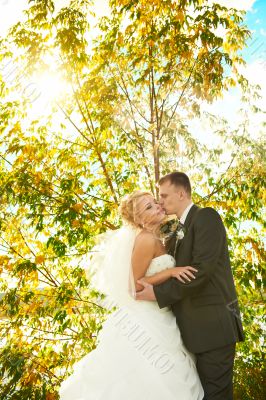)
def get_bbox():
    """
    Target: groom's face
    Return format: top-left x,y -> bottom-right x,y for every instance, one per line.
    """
159,181 -> 185,216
